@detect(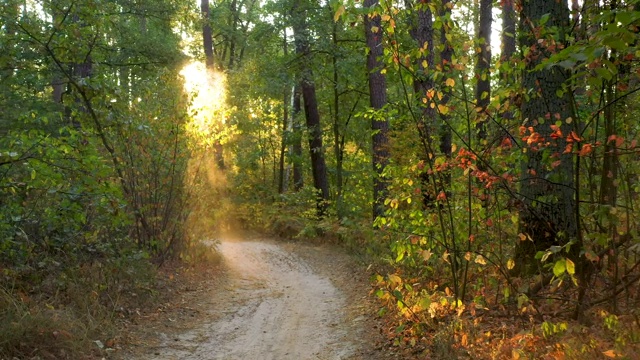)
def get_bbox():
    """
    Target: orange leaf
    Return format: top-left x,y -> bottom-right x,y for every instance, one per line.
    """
563,143 -> 573,154
579,143 -> 592,156
567,131 -> 581,142
602,350 -> 619,358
